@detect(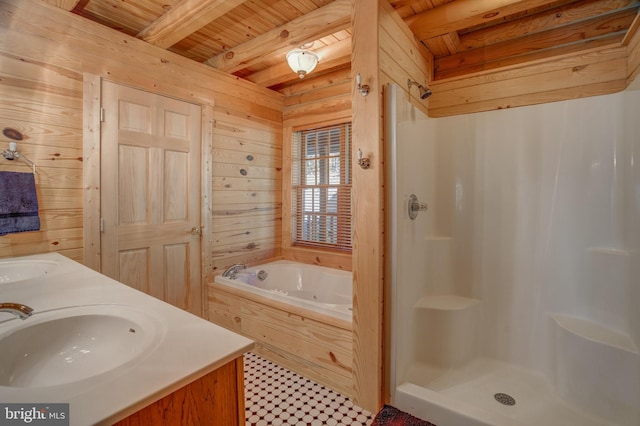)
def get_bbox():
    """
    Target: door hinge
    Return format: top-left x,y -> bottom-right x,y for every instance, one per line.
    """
100,217 -> 104,233
100,107 -> 105,122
